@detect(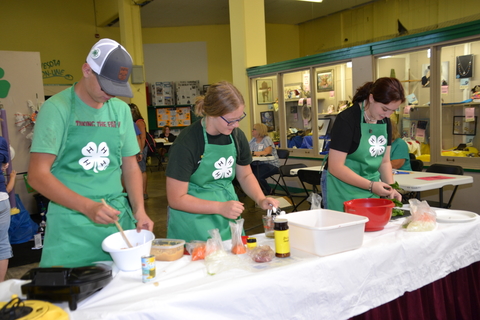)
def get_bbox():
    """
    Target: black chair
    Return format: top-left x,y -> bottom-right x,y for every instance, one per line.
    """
409,153 -> 416,160
274,163 -> 307,208
270,149 -> 290,194
410,159 -> 424,172
294,169 -> 322,211
147,145 -> 165,172
424,164 -> 464,209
